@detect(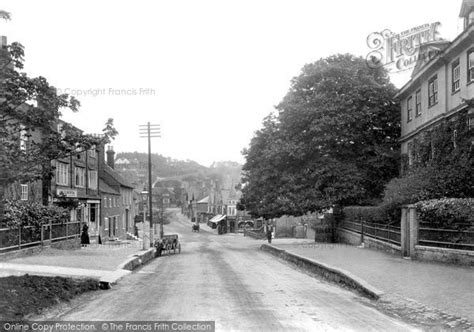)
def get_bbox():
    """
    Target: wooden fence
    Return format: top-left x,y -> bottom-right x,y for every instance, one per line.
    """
0,221 -> 81,252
